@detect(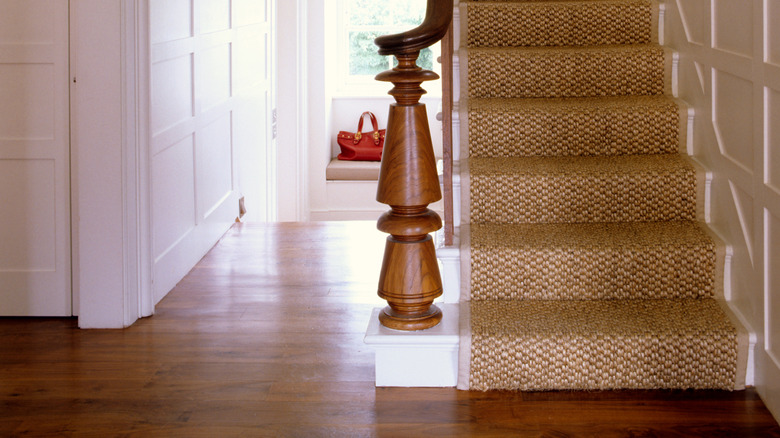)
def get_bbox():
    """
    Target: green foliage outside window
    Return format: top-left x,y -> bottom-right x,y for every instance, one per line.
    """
348,32 -> 434,75
348,31 -> 387,75
344,0 -> 434,78
346,0 -> 425,27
